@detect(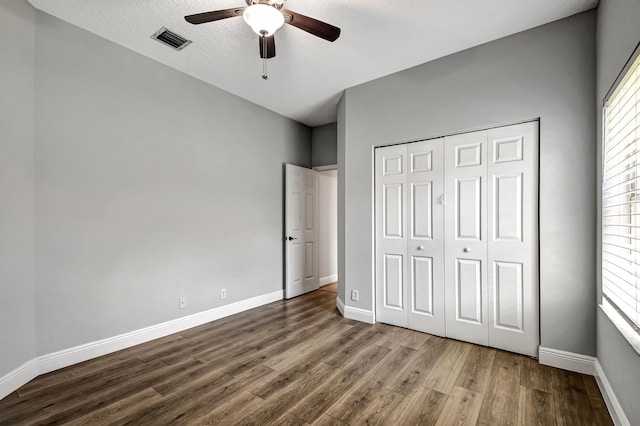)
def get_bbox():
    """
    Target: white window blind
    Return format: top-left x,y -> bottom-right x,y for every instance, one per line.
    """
603,50 -> 640,332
